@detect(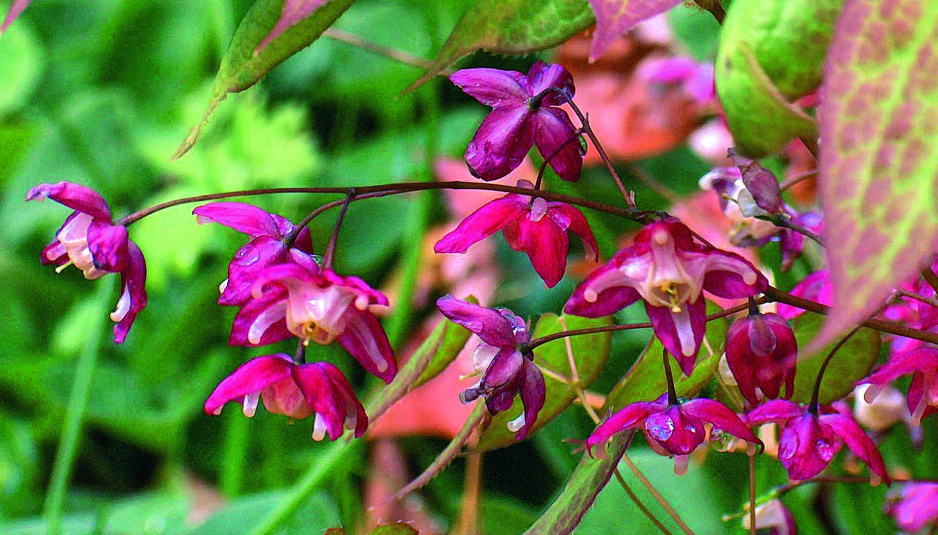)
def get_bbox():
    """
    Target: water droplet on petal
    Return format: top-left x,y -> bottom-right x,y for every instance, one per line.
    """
645,414 -> 675,442
816,439 -> 836,461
